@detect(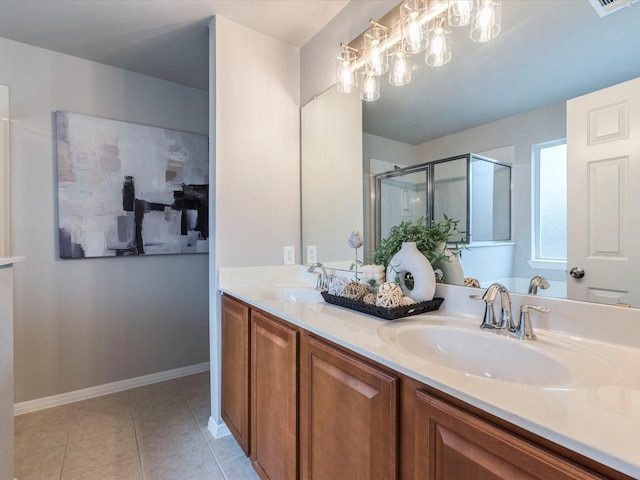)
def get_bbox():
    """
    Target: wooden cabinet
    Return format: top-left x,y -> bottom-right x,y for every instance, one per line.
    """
414,390 -> 604,480
300,334 -> 399,480
251,310 -> 298,480
220,294 -> 629,480
221,295 -> 251,454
